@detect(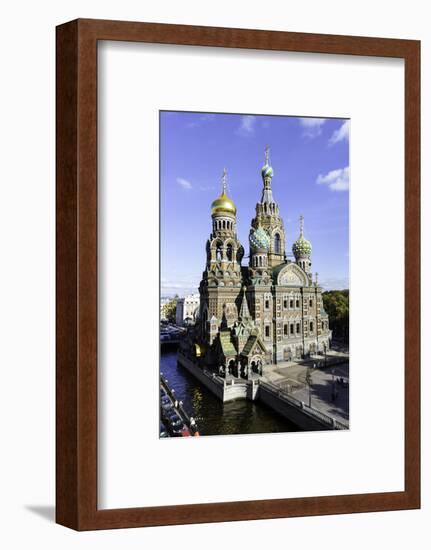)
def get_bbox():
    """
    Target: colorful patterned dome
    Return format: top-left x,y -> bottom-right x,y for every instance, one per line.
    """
292,215 -> 312,259
250,227 -> 270,250
292,236 -> 312,259
261,163 -> 274,180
